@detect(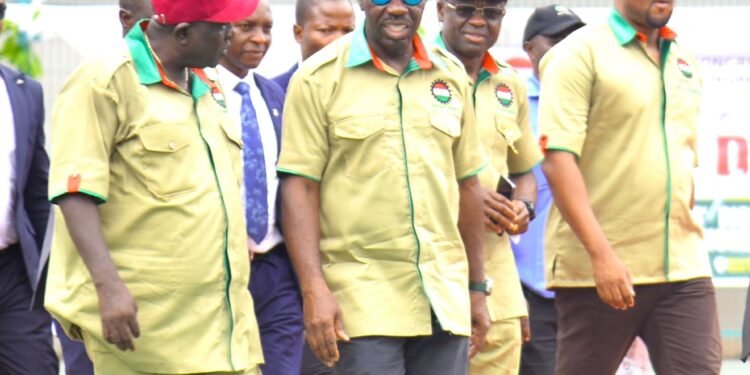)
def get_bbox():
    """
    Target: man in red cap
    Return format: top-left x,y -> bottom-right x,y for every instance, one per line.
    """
45,0 -> 264,374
